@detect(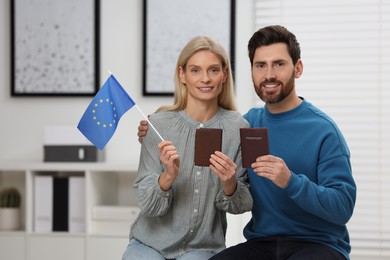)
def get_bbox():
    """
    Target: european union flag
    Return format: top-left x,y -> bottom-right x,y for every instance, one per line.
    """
77,75 -> 135,150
